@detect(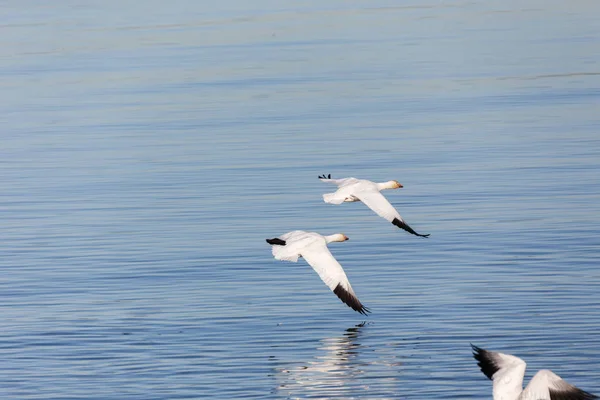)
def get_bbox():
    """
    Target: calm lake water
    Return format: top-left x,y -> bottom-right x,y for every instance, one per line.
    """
1,1 -> 600,399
